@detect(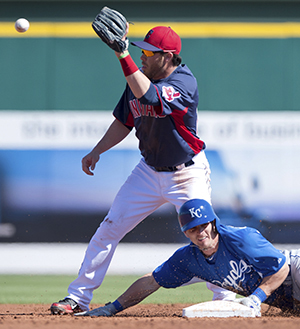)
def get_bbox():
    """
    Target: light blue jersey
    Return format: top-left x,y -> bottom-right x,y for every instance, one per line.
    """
153,225 -> 293,310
